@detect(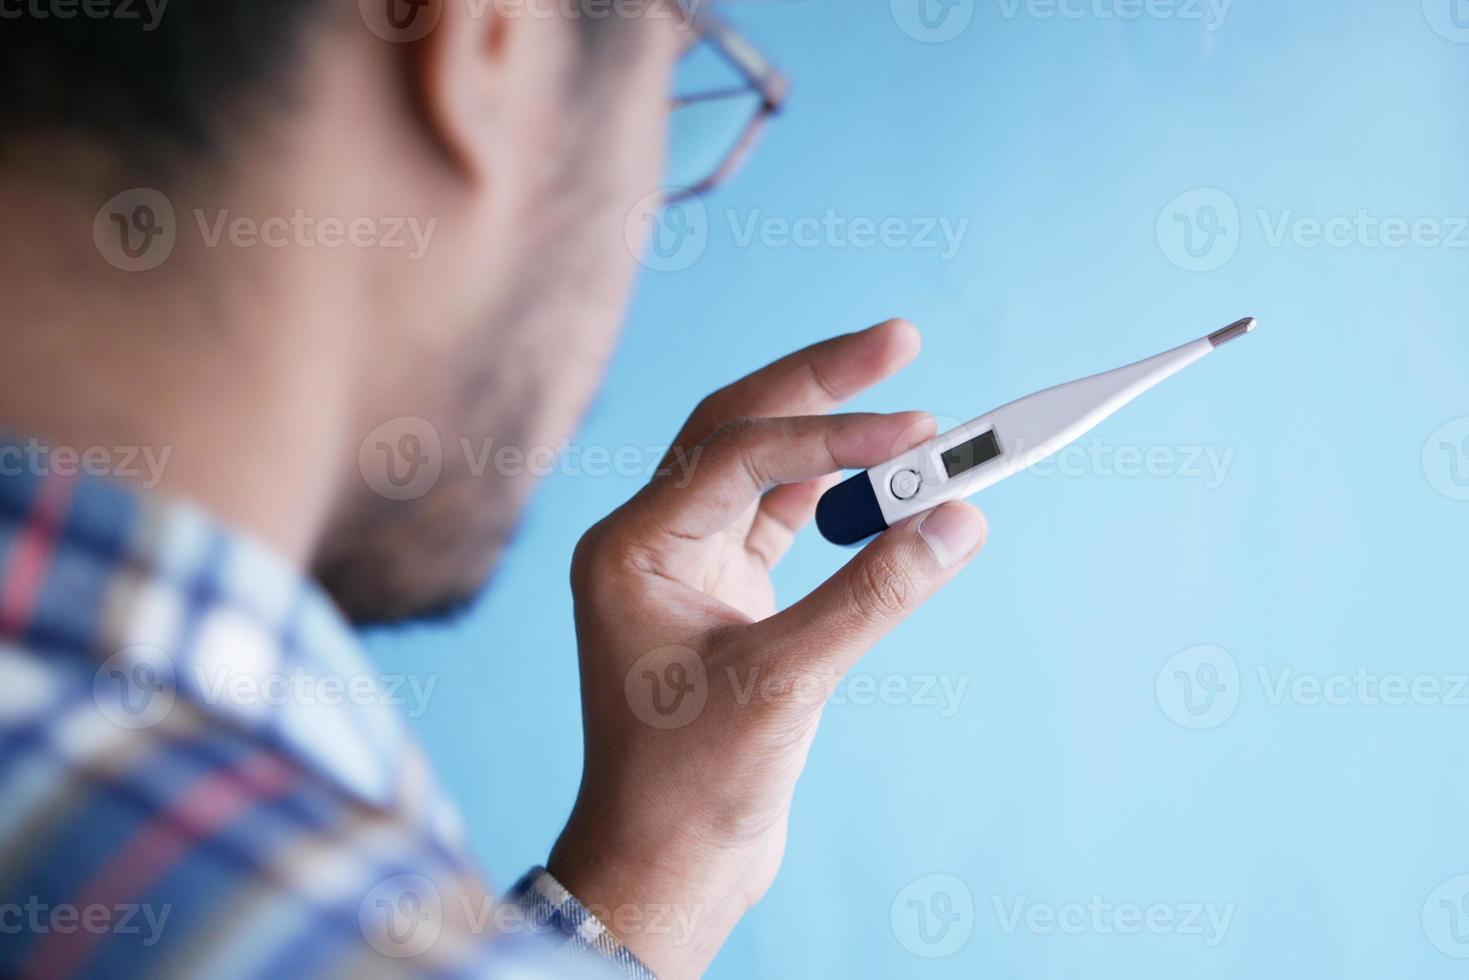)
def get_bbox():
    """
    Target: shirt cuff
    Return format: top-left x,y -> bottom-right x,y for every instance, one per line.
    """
506,866 -> 657,980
